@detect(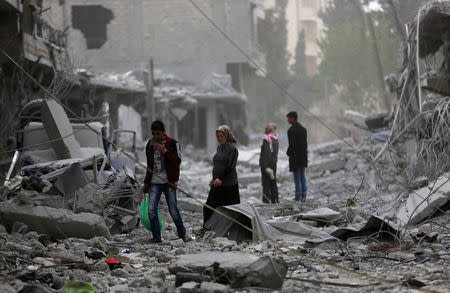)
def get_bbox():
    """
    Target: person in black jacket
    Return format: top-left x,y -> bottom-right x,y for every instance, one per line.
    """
286,112 -> 308,201
259,122 -> 279,203
203,125 -> 240,226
